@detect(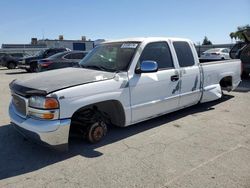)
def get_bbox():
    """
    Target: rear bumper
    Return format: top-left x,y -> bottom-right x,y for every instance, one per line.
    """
9,103 -> 71,151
